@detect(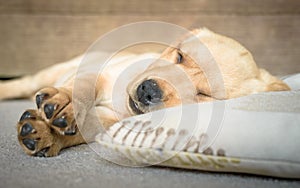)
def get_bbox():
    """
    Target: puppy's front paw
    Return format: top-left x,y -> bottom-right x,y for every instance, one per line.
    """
36,87 -> 77,136
17,110 -> 61,157
17,87 -> 85,157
